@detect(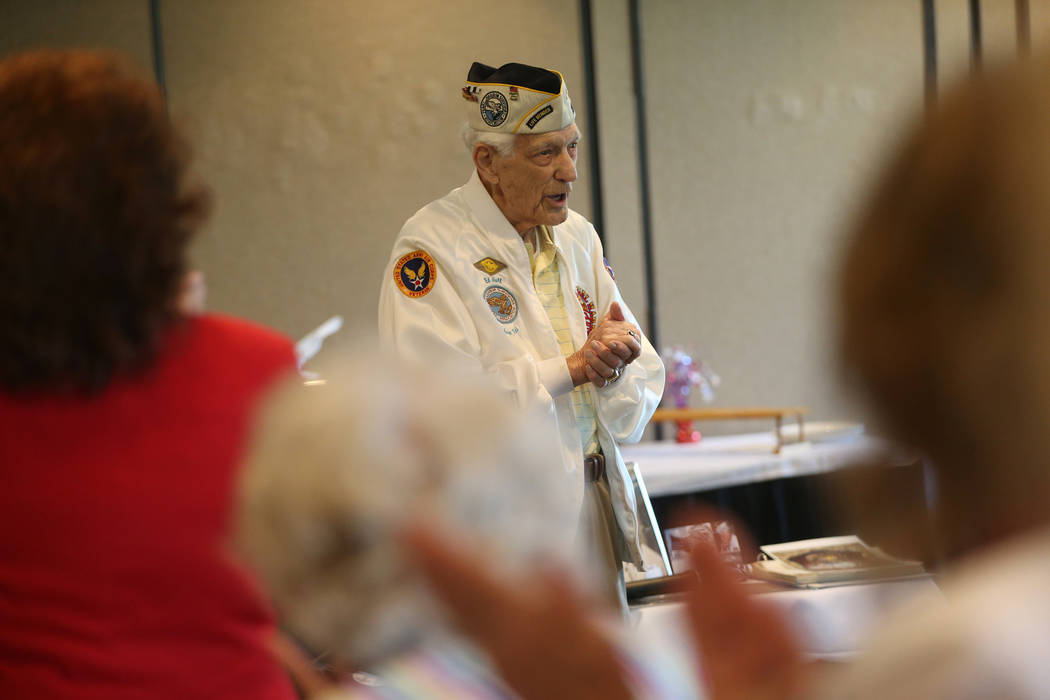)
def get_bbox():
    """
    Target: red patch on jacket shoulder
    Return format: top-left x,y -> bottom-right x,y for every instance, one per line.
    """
393,250 -> 436,298
576,287 -> 596,335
